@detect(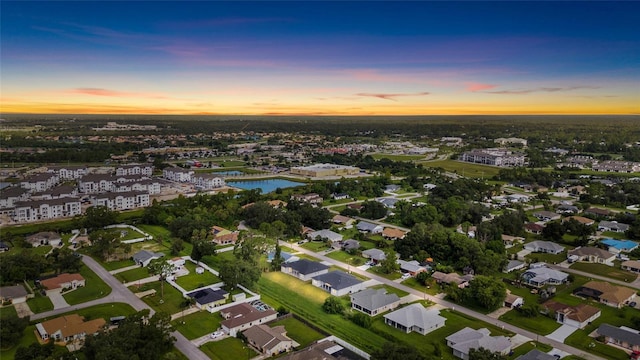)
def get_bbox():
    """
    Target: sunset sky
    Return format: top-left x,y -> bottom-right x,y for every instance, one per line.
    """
2,1 -> 639,115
